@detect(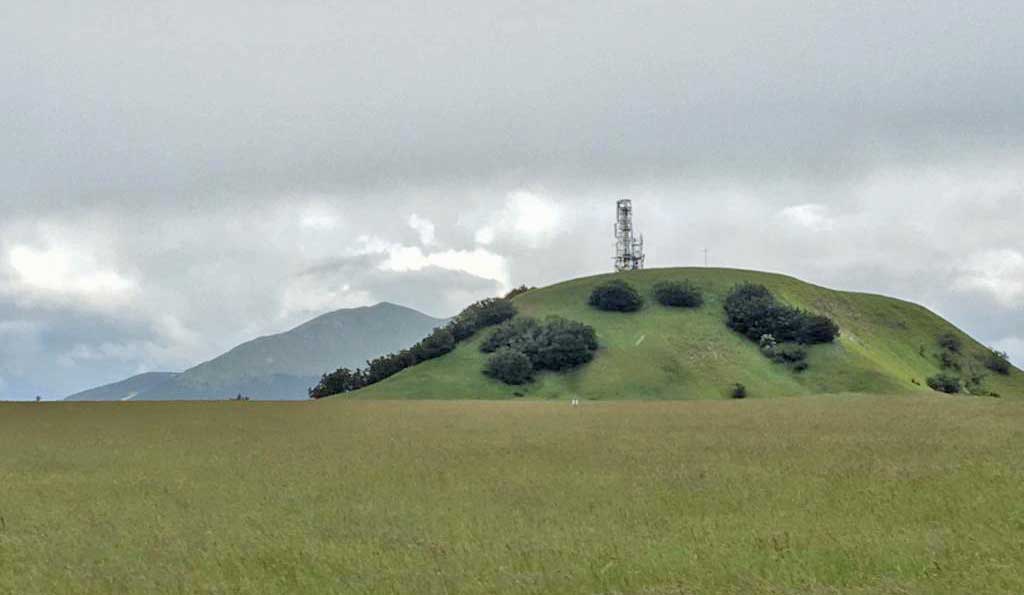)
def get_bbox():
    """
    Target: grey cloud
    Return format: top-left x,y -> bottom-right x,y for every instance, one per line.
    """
0,302 -> 175,399
5,2 -> 1024,208
298,259 -> 502,318
1,2 -> 1023,398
